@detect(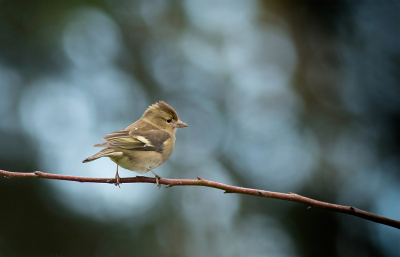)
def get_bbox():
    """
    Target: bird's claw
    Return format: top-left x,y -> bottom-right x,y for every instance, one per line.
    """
155,175 -> 161,189
149,168 -> 161,189
115,174 -> 121,188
